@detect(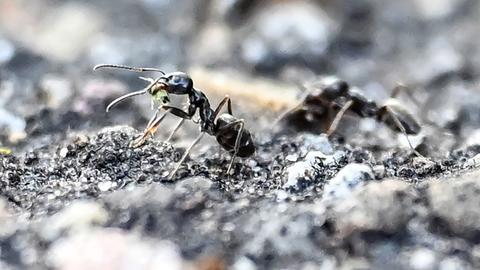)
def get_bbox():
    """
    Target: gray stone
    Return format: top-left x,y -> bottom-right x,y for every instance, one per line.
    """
39,201 -> 109,241
428,169 -> 480,237
0,38 -> 15,64
329,180 -> 415,237
46,228 -> 185,270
